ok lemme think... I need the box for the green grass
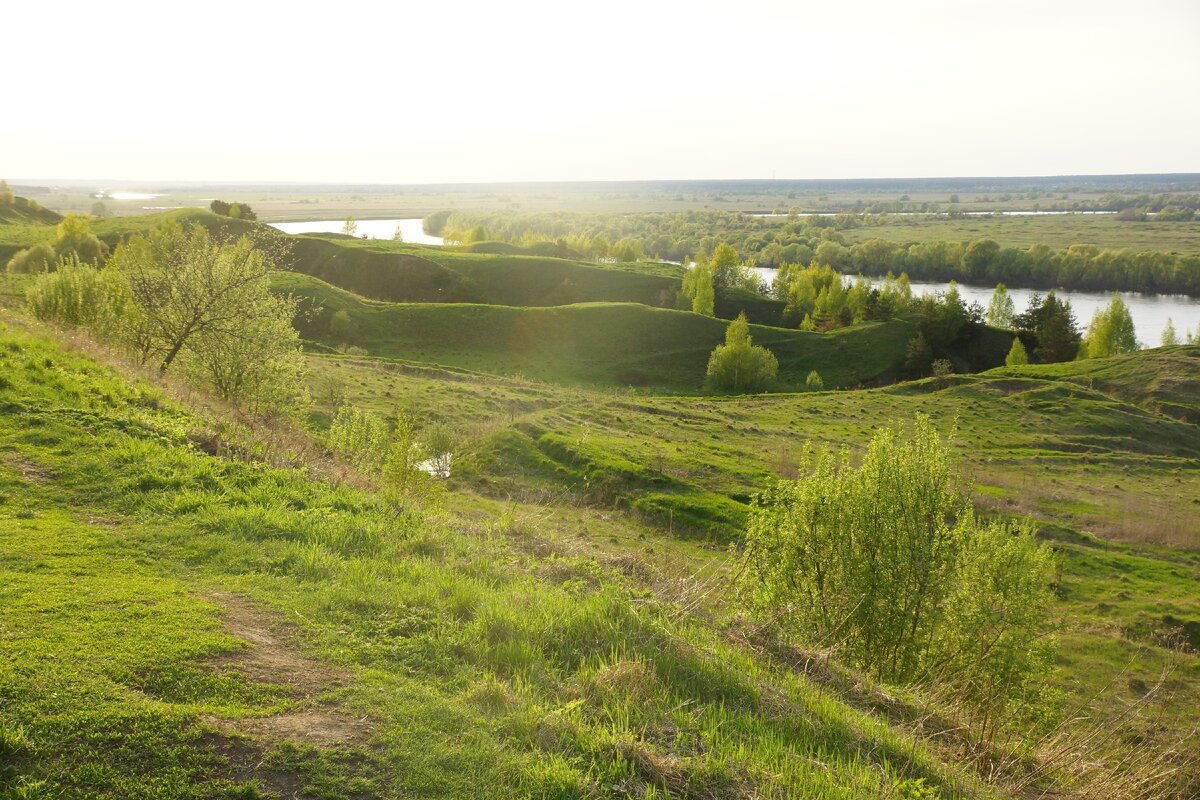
[0,320,1009,799]
[279,271,929,392]
[845,215,1200,254]
[286,234,683,307]
[304,344,1200,754]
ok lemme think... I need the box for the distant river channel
[750,268,1200,346]
[267,218,1197,344]
[269,218,444,246]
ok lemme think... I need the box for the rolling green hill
[0,196,61,226]
[277,271,922,391]
[308,344,1200,761]
[285,235,682,308]
[0,320,1005,799]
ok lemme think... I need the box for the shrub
[804,370,824,391]
[738,416,1055,732]
[6,243,56,274]
[26,258,126,328]
[706,313,777,393]
[328,405,391,468]
[1005,337,1029,366]
[54,213,107,264]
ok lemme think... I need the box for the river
[750,268,1199,345]
[269,218,444,246]
[266,218,1196,343]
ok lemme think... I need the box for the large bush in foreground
[738,416,1055,735]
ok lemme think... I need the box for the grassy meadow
[846,215,1200,255]
[2,192,1198,798]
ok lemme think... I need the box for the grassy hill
[0,319,1007,799]
[306,344,1200,763]
[277,271,920,391]
[0,196,61,226]
[285,235,682,308]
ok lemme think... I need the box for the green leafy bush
[706,313,778,393]
[738,416,1055,732]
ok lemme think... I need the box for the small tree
[392,226,404,242]
[986,283,1015,329]
[108,221,296,375]
[1161,318,1179,347]
[90,201,109,218]
[706,313,778,393]
[905,332,933,376]
[341,216,357,237]
[1081,293,1137,358]
[1005,337,1029,366]
[0,180,13,204]
[691,264,715,316]
[805,370,824,391]
[54,213,107,264]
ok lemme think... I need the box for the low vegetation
[2,191,1197,798]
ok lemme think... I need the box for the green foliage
[0,324,1008,798]
[1015,292,1081,363]
[1161,318,1179,347]
[689,263,715,316]
[1081,293,1138,359]
[0,179,12,204]
[805,370,824,391]
[209,199,257,221]
[102,221,306,414]
[282,272,921,392]
[1005,337,1029,366]
[328,308,355,341]
[986,283,1015,329]
[428,206,1200,295]
[328,404,392,468]
[25,258,127,328]
[705,313,779,393]
[90,200,109,218]
[738,417,1056,728]
[341,216,357,237]
[905,332,933,376]
[776,263,851,329]
[54,212,107,264]
[5,243,55,274]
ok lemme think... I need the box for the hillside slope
[278,271,916,391]
[0,320,1002,799]
[0,196,62,225]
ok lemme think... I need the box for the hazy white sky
[5,0,1198,183]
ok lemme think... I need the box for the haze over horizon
[6,0,1198,184]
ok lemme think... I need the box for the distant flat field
[845,215,1200,254]
[25,185,1190,220]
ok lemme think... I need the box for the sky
[4,0,1199,184]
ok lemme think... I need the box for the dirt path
[204,591,371,748]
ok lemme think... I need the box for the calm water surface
[751,267,1200,345]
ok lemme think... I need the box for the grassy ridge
[287,235,682,307]
[308,346,1200,550]
[307,346,1200,749]
[278,271,920,391]
[0,321,1002,799]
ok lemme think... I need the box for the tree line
[427,209,1200,296]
